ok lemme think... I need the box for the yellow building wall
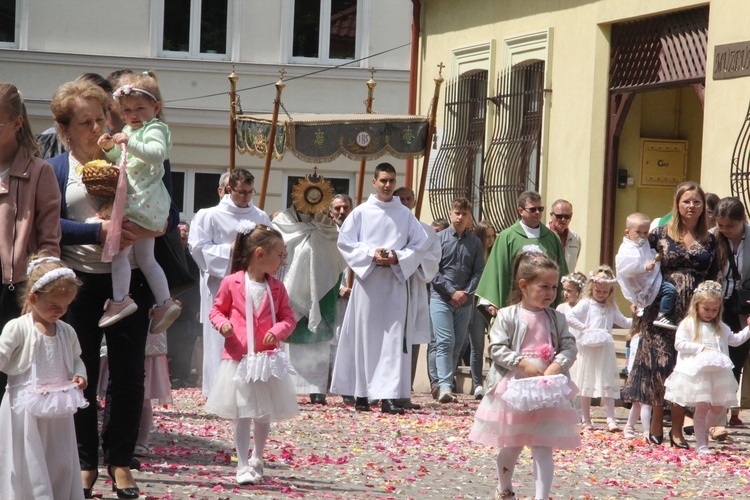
[417,0,748,278]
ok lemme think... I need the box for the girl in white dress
[566,265,632,431]
[664,281,750,455]
[0,256,88,499]
[204,222,299,485]
[556,272,586,328]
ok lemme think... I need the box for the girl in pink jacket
[204,222,298,486]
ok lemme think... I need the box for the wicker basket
[80,160,119,198]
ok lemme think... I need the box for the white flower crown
[588,271,618,284]
[237,220,257,235]
[561,275,585,288]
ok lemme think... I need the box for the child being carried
[615,212,677,330]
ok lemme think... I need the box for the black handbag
[154,226,196,297]
[727,251,750,315]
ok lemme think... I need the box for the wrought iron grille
[731,100,750,212]
[428,71,488,221]
[481,61,546,229]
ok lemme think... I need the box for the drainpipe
[405,0,421,188]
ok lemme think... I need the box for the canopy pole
[415,62,444,220]
[355,68,377,207]
[228,66,238,174]
[258,69,286,210]
[351,69,378,288]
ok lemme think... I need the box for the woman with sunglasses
[475,190,568,316]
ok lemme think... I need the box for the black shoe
[310,393,328,405]
[669,431,690,449]
[683,425,695,436]
[107,465,140,499]
[381,399,405,415]
[355,397,371,411]
[342,395,356,406]
[83,469,98,499]
[648,434,664,445]
[399,400,422,410]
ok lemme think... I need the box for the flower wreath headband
[695,282,722,294]
[113,84,158,102]
[588,271,618,285]
[561,275,585,289]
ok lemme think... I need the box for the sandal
[495,488,515,499]
[709,426,728,442]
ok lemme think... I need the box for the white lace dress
[665,321,750,406]
[566,298,632,399]
[0,324,84,500]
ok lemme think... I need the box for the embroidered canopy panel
[235,113,430,163]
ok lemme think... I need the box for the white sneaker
[607,420,621,433]
[438,390,457,403]
[623,424,636,439]
[474,386,484,400]
[248,458,264,482]
[696,446,714,456]
[653,313,677,330]
[236,467,257,485]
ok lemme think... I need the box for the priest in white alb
[188,169,270,398]
[330,163,428,415]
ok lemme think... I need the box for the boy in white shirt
[615,212,677,330]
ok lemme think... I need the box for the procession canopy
[235,113,430,163]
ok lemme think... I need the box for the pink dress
[469,309,581,449]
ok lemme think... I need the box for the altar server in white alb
[394,186,442,410]
[330,163,428,415]
[188,169,270,398]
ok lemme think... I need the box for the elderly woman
[0,83,61,402]
[714,197,750,430]
[48,80,178,499]
[622,181,719,449]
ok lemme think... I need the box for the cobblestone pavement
[87,389,750,499]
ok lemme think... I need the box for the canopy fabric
[235,113,430,163]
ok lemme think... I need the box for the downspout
[405,0,421,188]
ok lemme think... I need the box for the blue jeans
[466,307,487,389]
[659,281,676,315]
[430,298,473,391]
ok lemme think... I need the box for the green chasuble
[286,274,342,344]
[476,220,568,309]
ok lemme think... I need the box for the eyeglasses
[553,213,572,220]
[521,206,544,214]
[230,188,256,197]
[680,200,703,207]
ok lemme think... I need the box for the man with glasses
[188,168,271,398]
[549,199,581,273]
[476,191,568,316]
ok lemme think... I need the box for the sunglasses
[553,213,572,220]
[521,206,544,214]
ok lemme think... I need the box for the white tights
[693,402,724,449]
[234,417,270,469]
[625,402,652,433]
[496,446,554,499]
[111,238,170,304]
[580,396,615,424]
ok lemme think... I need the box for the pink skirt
[469,374,581,450]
